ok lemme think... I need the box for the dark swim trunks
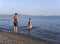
[14,22,18,26]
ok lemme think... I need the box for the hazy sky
[0,0,60,15]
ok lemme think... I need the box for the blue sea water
[0,15,60,44]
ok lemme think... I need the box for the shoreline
[0,30,53,44]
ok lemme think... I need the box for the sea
[0,15,60,44]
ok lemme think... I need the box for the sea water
[0,15,60,44]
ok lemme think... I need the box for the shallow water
[0,15,60,44]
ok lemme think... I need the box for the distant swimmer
[13,13,18,33]
[28,18,32,30]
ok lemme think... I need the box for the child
[28,18,32,29]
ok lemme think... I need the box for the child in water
[28,18,32,29]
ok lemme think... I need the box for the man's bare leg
[15,26,18,33]
[14,26,16,33]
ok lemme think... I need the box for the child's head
[29,18,31,20]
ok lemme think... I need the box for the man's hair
[15,13,18,15]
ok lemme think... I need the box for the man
[13,13,18,33]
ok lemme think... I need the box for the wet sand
[0,31,53,44]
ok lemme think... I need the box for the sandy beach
[0,30,53,44]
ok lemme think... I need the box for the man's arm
[17,17,18,22]
[12,16,14,22]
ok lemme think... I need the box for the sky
[0,0,60,16]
